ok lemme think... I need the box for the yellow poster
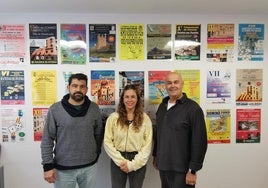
[175,69,200,104]
[206,109,231,144]
[119,24,144,60]
[31,70,57,106]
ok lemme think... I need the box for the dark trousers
[110,152,146,188]
[159,170,195,188]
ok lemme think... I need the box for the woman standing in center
[104,84,153,188]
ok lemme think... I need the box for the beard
[70,92,84,102]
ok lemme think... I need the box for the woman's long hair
[117,84,144,131]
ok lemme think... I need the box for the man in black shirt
[153,71,207,188]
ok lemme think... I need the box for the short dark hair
[68,73,88,85]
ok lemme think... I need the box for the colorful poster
[91,70,115,105]
[148,70,169,104]
[174,24,201,60]
[119,24,144,60]
[0,24,25,65]
[206,69,232,104]
[236,109,261,143]
[89,24,116,62]
[0,70,24,105]
[60,24,86,64]
[1,108,25,142]
[31,70,57,106]
[33,108,49,141]
[118,71,144,100]
[175,70,200,104]
[207,24,234,62]
[29,23,57,64]
[147,24,171,59]
[206,109,231,144]
[236,69,262,106]
[238,24,264,61]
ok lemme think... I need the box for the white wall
[0,13,268,188]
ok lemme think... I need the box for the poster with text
[0,70,24,105]
[60,24,86,64]
[206,69,232,104]
[0,24,26,65]
[148,70,169,104]
[91,70,115,105]
[175,24,201,60]
[1,108,25,142]
[31,70,57,106]
[89,24,116,62]
[119,24,144,60]
[175,70,200,104]
[236,108,261,143]
[29,23,57,64]
[33,108,49,141]
[206,109,231,144]
[119,71,144,101]
[238,24,264,61]
[147,24,171,59]
[207,24,234,62]
[236,69,262,106]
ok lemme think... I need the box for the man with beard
[41,73,103,188]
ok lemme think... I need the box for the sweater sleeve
[127,113,153,172]
[40,105,57,171]
[103,113,126,167]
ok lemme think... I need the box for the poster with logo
[206,109,231,144]
[119,24,144,60]
[60,24,86,64]
[0,24,26,65]
[29,23,57,64]
[89,24,116,62]
[236,108,261,143]
[1,108,26,142]
[91,70,115,105]
[0,70,24,105]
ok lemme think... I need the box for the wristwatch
[189,169,196,175]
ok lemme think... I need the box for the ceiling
[0,0,268,15]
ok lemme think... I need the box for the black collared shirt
[153,93,207,173]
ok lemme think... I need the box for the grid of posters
[0,24,26,65]
[33,108,48,141]
[0,22,265,146]
[29,23,57,64]
[174,24,201,60]
[147,24,171,59]
[119,24,144,60]
[206,109,231,144]
[238,24,264,61]
[91,70,115,105]
[0,70,24,105]
[1,108,25,142]
[89,24,116,62]
[207,24,234,62]
[31,70,57,106]
[206,69,232,104]
[60,24,86,64]
[236,109,261,143]
[236,69,262,105]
